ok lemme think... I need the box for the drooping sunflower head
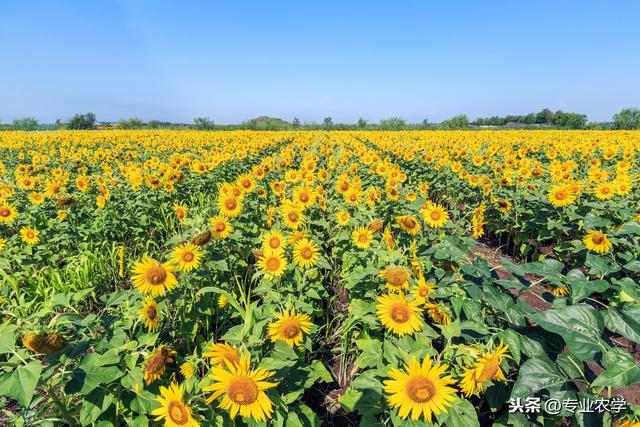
[376,293,424,336]
[257,251,287,279]
[459,341,510,397]
[139,296,160,332]
[396,215,421,235]
[132,258,178,297]
[268,307,314,347]
[144,345,176,384]
[424,302,451,326]
[379,266,411,292]
[174,204,188,223]
[383,357,458,421]
[582,229,612,254]
[204,342,241,369]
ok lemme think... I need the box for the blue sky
[1,1,639,124]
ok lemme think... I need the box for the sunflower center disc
[146,266,167,285]
[404,217,416,228]
[282,321,301,338]
[430,211,441,221]
[228,377,258,404]
[301,247,313,259]
[406,376,435,403]
[477,357,500,382]
[266,257,281,272]
[592,235,604,244]
[390,304,410,323]
[168,401,189,425]
[225,198,237,210]
[0,208,10,217]
[269,237,281,249]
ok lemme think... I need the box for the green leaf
[604,308,640,344]
[0,324,17,354]
[585,253,621,277]
[0,360,42,407]
[615,221,640,236]
[80,390,114,426]
[511,356,566,398]
[483,285,525,326]
[355,337,383,369]
[592,350,640,388]
[445,399,480,427]
[65,365,123,394]
[528,305,603,361]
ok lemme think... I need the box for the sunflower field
[0,130,639,427]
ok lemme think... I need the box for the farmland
[0,130,639,426]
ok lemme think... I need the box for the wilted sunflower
[144,345,176,384]
[0,203,19,223]
[203,342,241,368]
[139,296,160,332]
[151,382,200,427]
[459,341,510,397]
[384,357,457,421]
[583,229,612,254]
[20,226,40,245]
[424,303,451,325]
[396,215,421,235]
[257,251,287,279]
[203,354,278,422]
[209,215,233,240]
[171,243,202,272]
[132,258,178,296]
[422,203,449,229]
[261,229,287,253]
[268,307,314,347]
[292,238,320,268]
[379,266,411,292]
[352,227,374,249]
[22,332,67,354]
[376,293,424,336]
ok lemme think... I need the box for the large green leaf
[0,360,42,407]
[355,337,383,369]
[528,305,603,361]
[592,349,640,388]
[604,308,640,344]
[511,356,566,398]
[444,399,480,427]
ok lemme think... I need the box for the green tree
[68,113,97,130]
[292,118,301,128]
[357,118,367,128]
[118,118,145,129]
[440,114,469,129]
[12,117,40,131]
[378,117,407,130]
[613,108,640,130]
[323,117,333,128]
[194,117,214,130]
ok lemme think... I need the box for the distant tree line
[2,108,640,131]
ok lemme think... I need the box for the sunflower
[293,185,315,208]
[376,294,424,336]
[261,229,287,253]
[174,204,188,223]
[218,295,228,308]
[424,303,451,325]
[56,210,67,221]
[22,332,67,354]
[281,203,305,229]
[257,251,287,279]
[459,341,510,397]
[396,215,421,235]
[547,184,576,207]
[292,238,320,269]
[268,307,314,347]
[144,345,176,384]
[422,203,449,228]
[203,342,241,368]
[352,227,374,249]
[29,192,45,205]
[547,285,570,297]
[218,194,243,217]
[139,296,160,332]
[209,215,233,240]
[20,226,40,245]
[289,230,308,245]
[379,266,411,292]
[151,382,200,427]
[0,238,6,252]
[180,362,195,380]
[203,354,278,422]
[583,229,612,254]
[336,210,351,226]
[0,203,19,223]
[383,227,395,250]
[412,277,436,304]
[171,243,202,272]
[132,258,178,297]
[594,182,615,200]
[384,357,457,421]
[494,198,512,213]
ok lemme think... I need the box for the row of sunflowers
[0,130,639,426]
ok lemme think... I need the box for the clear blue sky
[1,0,639,124]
